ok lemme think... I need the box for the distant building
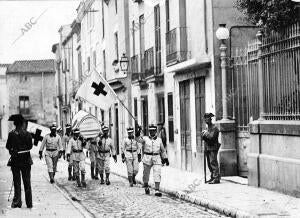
[0,64,10,139]
[6,59,56,127]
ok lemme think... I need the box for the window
[20,74,28,83]
[93,51,97,67]
[132,20,135,55]
[168,93,174,142]
[78,51,82,79]
[87,56,91,72]
[19,96,29,114]
[165,0,170,32]
[103,50,106,79]
[134,98,138,130]
[95,106,98,118]
[102,0,105,38]
[157,94,165,124]
[115,0,117,14]
[139,15,145,72]
[101,109,105,123]
[154,5,161,74]
[114,32,119,60]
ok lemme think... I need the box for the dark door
[141,96,148,136]
[115,104,119,154]
[179,80,191,171]
[195,77,206,152]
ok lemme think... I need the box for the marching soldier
[39,124,63,184]
[138,124,169,197]
[88,136,99,180]
[201,113,221,184]
[121,127,141,187]
[63,124,74,180]
[96,125,117,185]
[66,128,87,187]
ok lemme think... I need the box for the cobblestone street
[56,171,227,218]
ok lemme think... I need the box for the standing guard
[66,128,87,187]
[88,136,99,180]
[96,125,117,185]
[39,124,63,184]
[201,113,221,184]
[138,124,169,197]
[121,127,141,187]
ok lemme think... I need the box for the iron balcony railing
[144,47,154,78]
[166,27,188,65]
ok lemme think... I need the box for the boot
[81,172,87,188]
[105,173,110,185]
[72,168,76,181]
[68,167,72,181]
[94,168,99,180]
[49,172,54,184]
[132,174,137,185]
[155,189,162,197]
[76,174,82,187]
[144,183,150,195]
[100,174,105,184]
[91,166,95,179]
[128,176,133,187]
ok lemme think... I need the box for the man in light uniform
[96,125,117,185]
[121,127,141,187]
[138,124,169,196]
[66,128,87,187]
[63,124,73,180]
[39,124,63,184]
[88,136,99,180]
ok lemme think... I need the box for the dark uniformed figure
[138,124,169,197]
[121,127,141,187]
[66,128,87,187]
[96,125,117,185]
[39,124,63,184]
[201,113,221,184]
[63,124,73,180]
[6,114,33,208]
[88,136,99,180]
[157,122,167,150]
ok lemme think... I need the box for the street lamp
[216,24,230,120]
[119,53,129,71]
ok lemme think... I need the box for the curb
[110,170,255,218]
[42,174,94,218]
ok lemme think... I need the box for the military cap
[149,124,157,131]
[127,127,134,133]
[65,124,71,129]
[50,123,57,130]
[102,125,109,131]
[203,113,215,118]
[8,114,24,122]
[73,128,80,134]
[57,126,62,131]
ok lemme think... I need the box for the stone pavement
[108,156,300,218]
[0,142,92,218]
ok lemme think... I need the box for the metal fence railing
[232,22,300,130]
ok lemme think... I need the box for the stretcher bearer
[88,137,99,180]
[121,127,141,187]
[96,125,117,185]
[138,124,169,197]
[66,128,87,187]
[39,124,63,184]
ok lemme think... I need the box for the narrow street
[0,143,226,217]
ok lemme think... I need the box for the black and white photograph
[0,0,300,217]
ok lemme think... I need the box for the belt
[46,149,57,152]
[98,150,110,153]
[17,150,30,154]
[126,149,137,153]
[144,152,159,155]
[72,149,83,153]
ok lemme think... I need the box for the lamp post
[120,53,129,72]
[216,24,230,121]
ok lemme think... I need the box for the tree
[235,0,299,34]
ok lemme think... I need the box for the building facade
[0,64,9,139]
[6,60,56,127]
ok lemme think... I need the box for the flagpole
[94,68,139,126]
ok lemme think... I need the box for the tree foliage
[235,0,299,34]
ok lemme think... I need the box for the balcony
[166,27,189,66]
[131,55,147,89]
[144,47,163,84]
[144,47,154,78]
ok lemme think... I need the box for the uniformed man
[96,125,117,185]
[63,124,73,180]
[39,124,63,184]
[121,127,141,187]
[66,128,87,187]
[201,113,221,184]
[88,136,99,180]
[6,114,33,208]
[138,124,169,197]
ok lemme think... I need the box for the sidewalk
[0,143,91,218]
[109,156,300,218]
